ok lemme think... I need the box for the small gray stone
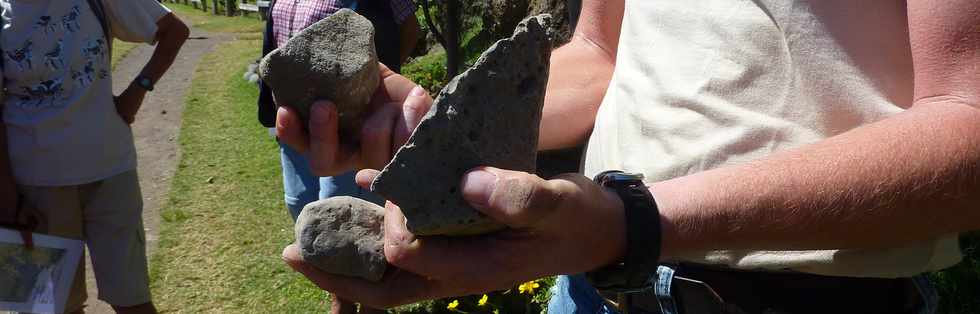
[294,196,387,282]
[258,9,380,138]
[371,15,554,236]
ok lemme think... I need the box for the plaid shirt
[272,0,416,47]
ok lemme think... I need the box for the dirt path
[84,29,231,313]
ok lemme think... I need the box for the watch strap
[587,171,662,293]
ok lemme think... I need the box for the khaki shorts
[18,170,151,311]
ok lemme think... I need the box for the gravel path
[84,29,231,313]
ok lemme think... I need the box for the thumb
[461,167,575,228]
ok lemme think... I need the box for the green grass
[111,40,140,69]
[148,38,327,313]
[167,2,264,34]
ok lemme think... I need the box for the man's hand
[282,167,627,308]
[114,86,146,124]
[276,64,434,175]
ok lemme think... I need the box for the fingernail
[281,244,297,261]
[277,107,289,128]
[410,85,425,97]
[311,102,333,124]
[462,169,497,209]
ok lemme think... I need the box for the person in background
[256,1,419,313]
[0,0,189,313]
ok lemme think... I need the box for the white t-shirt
[1,0,171,186]
[583,0,962,277]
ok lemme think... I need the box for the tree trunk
[445,0,461,77]
[226,0,236,16]
[212,0,220,15]
[201,0,208,12]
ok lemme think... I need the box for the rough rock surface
[294,196,387,282]
[371,15,554,236]
[258,9,379,138]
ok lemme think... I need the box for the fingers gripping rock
[295,196,387,282]
[258,9,380,139]
[371,15,555,236]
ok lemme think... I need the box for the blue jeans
[548,274,619,314]
[279,142,384,221]
[548,270,939,314]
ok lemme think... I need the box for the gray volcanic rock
[371,15,554,236]
[258,9,380,138]
[294,196,387,282]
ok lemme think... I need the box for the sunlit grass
[148,38,327,313]
[111,40,140,69]
[167,2,264,34]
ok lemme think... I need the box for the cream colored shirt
[2,0,170,186]
[583,0,961,277]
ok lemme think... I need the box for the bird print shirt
[1,0,170,186]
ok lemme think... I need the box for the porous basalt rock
[258,9,379,138]
[371,15,554,236]
[294,196,387,282]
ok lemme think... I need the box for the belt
[604,264,925,314]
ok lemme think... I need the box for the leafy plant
[393,277,556,314]
[402,50,449,93]
[931,232,980,314]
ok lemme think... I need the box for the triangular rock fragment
[371,15,554,236]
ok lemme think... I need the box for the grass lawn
[111,40,140,69]
[147,31,329,314]
[168,2,265,36]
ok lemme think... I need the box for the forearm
[128,14,189,92]
[537,35,615,151]
[398,16,420,64]
[652,99,980,259]
[537,0,622,151]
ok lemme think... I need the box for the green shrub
[402,51,449,93]
[931,232,980,314]
[393,277,556,314]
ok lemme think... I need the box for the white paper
[0,228,83,314]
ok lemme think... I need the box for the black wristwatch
[586,170,662,293]
[134,76,154,91]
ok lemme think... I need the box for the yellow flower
[447,299,460,311]
[478,294,489,306]
[518,280,541,295]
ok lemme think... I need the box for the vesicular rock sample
[294,196,387,282]
[258,9,379,138]
[371,15,554,236]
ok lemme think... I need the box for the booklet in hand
[0,228,83,314]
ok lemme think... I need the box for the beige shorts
[18,170,151,311]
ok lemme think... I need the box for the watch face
[607,172,645,182]
[595,170,645,186]
[138,77,153,90]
